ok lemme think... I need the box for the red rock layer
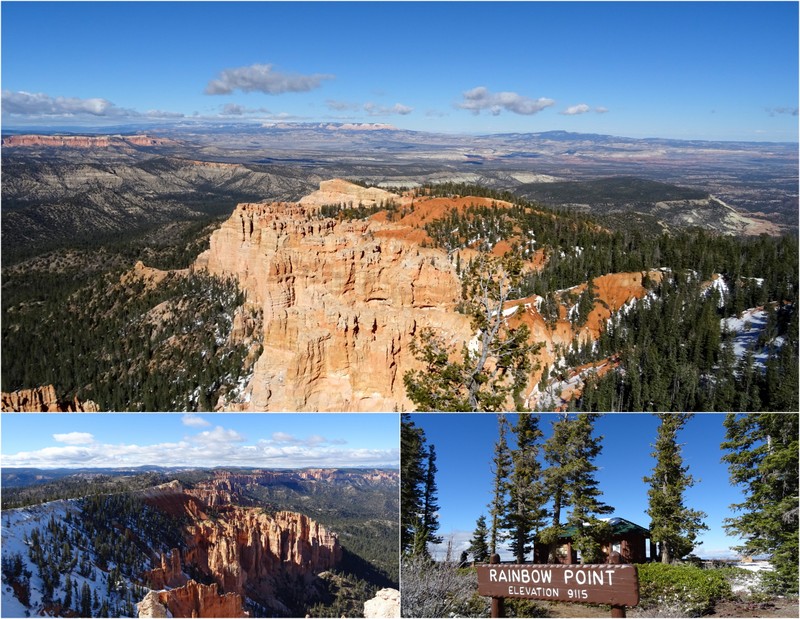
[155,580,247,618]
[194,187,472,411]
[1,134,172,148]
[0,385,100,412]
[184,508,341,602]
[145,548,188,590]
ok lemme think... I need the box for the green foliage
[2,265,258,411]
[506,414,547,563]
[721,413,799,595]
[488,415,512,555]
[1,471,168,510]
[401,415,441,558]
[644,414,708,563]
[404,254,540,411]
[416,184,798,412]
[318,199,398,221]
[636,563,733,616]
[467,515,490,563]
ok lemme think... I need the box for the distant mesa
[1,133,175,148]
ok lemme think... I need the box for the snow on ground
[2,500,147,618]
[721,307,784,368]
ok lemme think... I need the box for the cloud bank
[3,425,398,470]
[2,90,135,118]
[205,63,333,95]
[458,86,555,116]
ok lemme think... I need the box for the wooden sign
[476,564,639,607]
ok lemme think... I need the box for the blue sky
[410,413,754,560]
[0,413,399,469]
[1,1,797,141]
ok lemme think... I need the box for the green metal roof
[551,517,650,539]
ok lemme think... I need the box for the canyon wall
[195,184,472,411]
[194,180,666,410]
[142,483,340,609]
[184,507,341,601]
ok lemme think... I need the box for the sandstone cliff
[142,483,340,609]
[0,385,100,412]
[138,580,248,618]
[195,185,473,411]
[144,548,188,590]
[184,508,341,602]
[194,180,670,410]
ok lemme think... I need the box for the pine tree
[488,414,512,555]
[644,414,708,563]
[401,414,426,554]
[506,414,547,563]
[539,413,573,561]
[400,415,441,556]
[404,253,539,411]
[721,413,798,594]
[467,515,490,563]
[421,445,443,546]
[565,413,613,563]
[80,582,92,617]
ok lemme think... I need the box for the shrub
[400,555,487,617]
[636,563,732,617]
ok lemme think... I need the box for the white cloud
[182,414,211,428]
[561,103,591,115]
[457,86,555,116]
[205,63,333,95]
[2,90,136,118]
[52,432,95,445]
[145,109,185,119]
[220,103,272,116]
[561,104,609,115]
[272,431,298,443]
[363,102,413,116]
[193,426,246,444]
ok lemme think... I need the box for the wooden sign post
[476,556,639,618]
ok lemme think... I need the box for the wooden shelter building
[533,517,654,564]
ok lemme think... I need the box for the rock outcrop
[363,588,401,618]
[0,385,100,412]
[193,180,676,410]
[184,508,341,602]
[144,548,188,589]
[195,183,472,411]
[142,483,340,609]
[137,581,248,618]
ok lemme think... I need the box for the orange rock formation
[145,548,188,590]
[138,580,248,618]
[193,180,667,410]
[142,482,340,608]
[0,385,100,412]
[195,188,472,411]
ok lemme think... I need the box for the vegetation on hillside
[409,183,798,412]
